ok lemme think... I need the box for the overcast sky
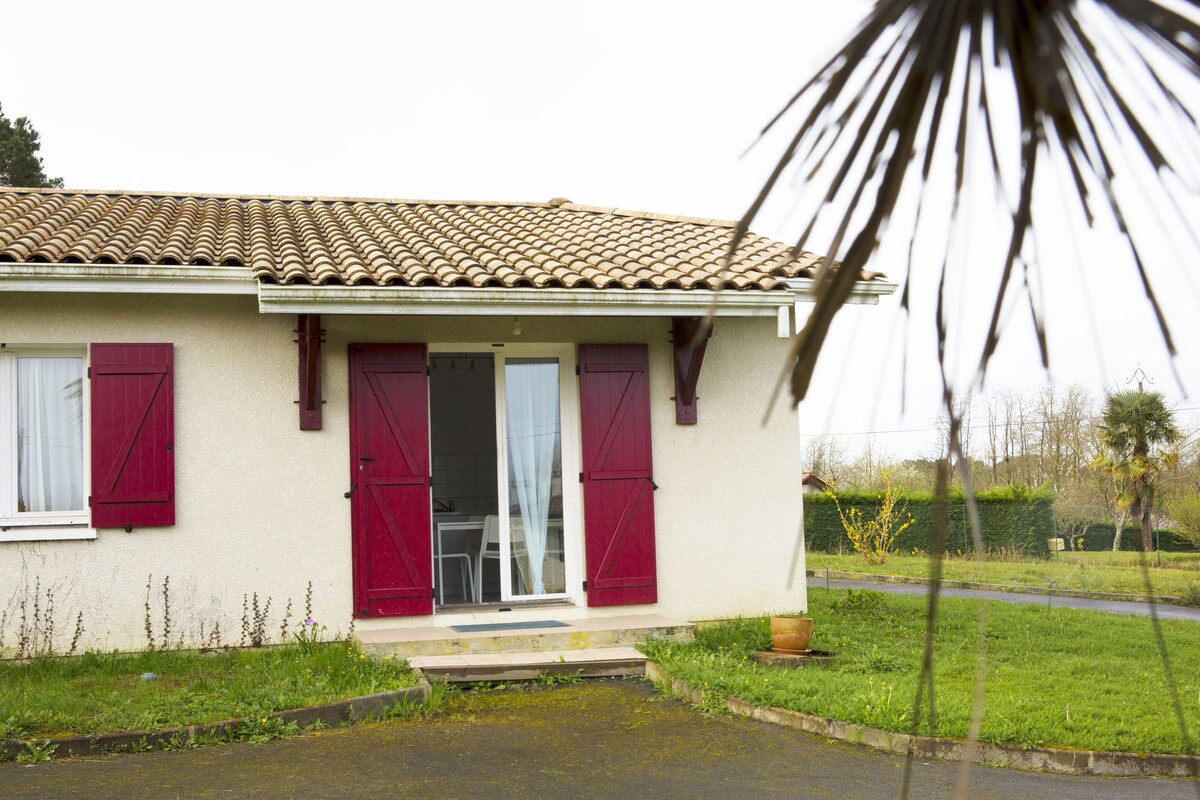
[5,1,1198,459]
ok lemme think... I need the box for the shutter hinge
[88,495,92,508]
[582,581,587,592]
[432,587,437,599]
[87,367,91,378]
[579,471,584,483]
[575,364,580,376]
[428,476,434,487]
[426,366,431,376]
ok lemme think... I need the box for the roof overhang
[0,263,255,295]
[256,280,896,317]
[0,262,898,315]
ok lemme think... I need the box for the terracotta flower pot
[770,615,813,654]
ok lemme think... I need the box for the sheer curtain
[17,357,85,513]
[505,359,560,595]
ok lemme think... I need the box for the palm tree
[732,3,1200,793]
[1093,389,1181,551]
[734,0,1198,408]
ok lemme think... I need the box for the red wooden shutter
[579,344,657,607]
[89,343,175,529]
[349,344,433,618]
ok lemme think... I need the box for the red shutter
[89,343,175,529]
[579,344,657,607]
[349,344,433,617]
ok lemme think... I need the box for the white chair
[475,515,528,601]
[435,525,476,605]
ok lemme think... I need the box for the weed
[0,713,39,741]
[67,612,84,656]
[144,575,155,649]
[249,593,272,648]
[829,589,890,614]
[233,714,299,744]
[1180,582,1200,607]
[850,645,903,674]
[532,670,584,686]
[7,578,74,658]
[693,689,729,718]
[279,598,293,643]
[471,681,510,693]
[16,740,57,763]
[160,576,172,649]
[305,718,328,732]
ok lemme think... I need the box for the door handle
[344,483,357,499]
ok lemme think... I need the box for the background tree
[1092,390,1181,552]
[1166,492,1200,549]
[0,103,62,188]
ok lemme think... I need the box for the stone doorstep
[410,646,647,683]
[356,614,693,658]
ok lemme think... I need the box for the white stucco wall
[0,292,806,653]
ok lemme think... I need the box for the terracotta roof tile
[0,188,884,290]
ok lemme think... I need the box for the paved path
[817,576,1200,621]
[2,681,1193,799]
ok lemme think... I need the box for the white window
[0,345,92,537]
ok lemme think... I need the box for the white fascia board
[257,284,789,317]
[783,277,898,305]
[257,284,889,317]
[0,263,256,295]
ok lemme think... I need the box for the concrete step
[356,613,692,658]
[409,646,648,683]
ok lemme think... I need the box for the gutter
[256,280,897,318]
[0,262,899,317]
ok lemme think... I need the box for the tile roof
[0,189,882,291]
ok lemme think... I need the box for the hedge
[805,490,1197,556]
[1071,523,1195,553]
[804,491,1057,558]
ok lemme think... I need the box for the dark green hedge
[805,491,1197,556]
[1072,523,1194,552]
[804,492,1057,558]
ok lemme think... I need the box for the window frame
[0,344,95,541]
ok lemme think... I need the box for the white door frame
[427,343,583,606]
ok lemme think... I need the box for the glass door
[501,357,566,598]
[428,344,580,605]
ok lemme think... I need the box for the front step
[355,613,692,658]
[409,646,647,683]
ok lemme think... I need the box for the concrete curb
[644,661,1200,778]
[806,569,1184,605]
[0,677,430,761]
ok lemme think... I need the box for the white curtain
[506,360,560,594]
[17,357,85,513]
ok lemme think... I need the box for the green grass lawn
[808,551,1200,602]
[642,588,1200,754]
[0,642,417,741]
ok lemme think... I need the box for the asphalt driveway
[820,576,1200,621]
[2,680,1192,800]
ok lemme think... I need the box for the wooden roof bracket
[296,313,325,430]
[671,316,712,424]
